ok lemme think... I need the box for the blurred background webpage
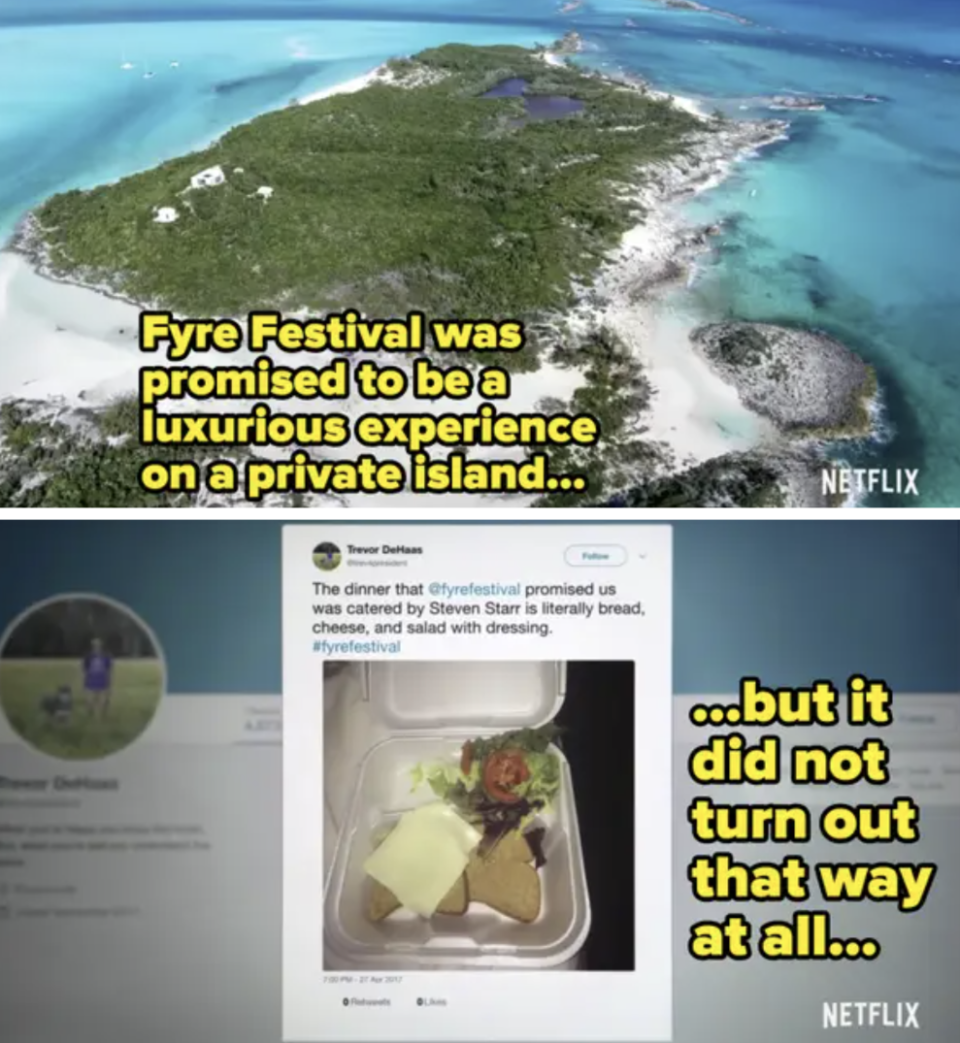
[0,520,958,1042]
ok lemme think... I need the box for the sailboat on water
[120,50,134,70]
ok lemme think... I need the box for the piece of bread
[367,873,468,922]
[368,880,403,921]
[485,830,534,864]
[466,854,541,923]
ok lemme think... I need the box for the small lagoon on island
[482,77,585,121]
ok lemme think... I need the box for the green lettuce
[410,725,562,810]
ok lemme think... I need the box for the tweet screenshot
[281,523,673,1042]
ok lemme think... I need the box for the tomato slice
[460,741,474,776]
[482,749,530,803]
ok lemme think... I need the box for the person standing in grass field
[82,638,114,719]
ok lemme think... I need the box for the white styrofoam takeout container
[324,660,591,969]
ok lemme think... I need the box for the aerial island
[0,41,875,507]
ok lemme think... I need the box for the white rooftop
[189,165,225,189]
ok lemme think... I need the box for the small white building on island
[189,165,225,189]
[255,186,274,201]
[153,206,179,224]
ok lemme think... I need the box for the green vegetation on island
[4,42,845,508]
[29,43,700,344]
[0,398,245,507]
[531,327,668,506]
[2,41,713,506]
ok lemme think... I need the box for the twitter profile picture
[0,593,166,762]
[313,542,342,572]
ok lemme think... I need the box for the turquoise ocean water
[1,0,957,505]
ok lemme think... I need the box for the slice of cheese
[363,803,481,917]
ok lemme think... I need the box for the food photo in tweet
[281,523,673,1043]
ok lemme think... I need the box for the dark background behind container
[558,660,636,972]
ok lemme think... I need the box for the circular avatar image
[313,542,342,572]
[0,594,166,761]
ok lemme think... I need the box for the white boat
[170,60,179,68]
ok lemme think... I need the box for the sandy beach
[0,252,142,402]
[297,67,387,106]
[0,58,783,505]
